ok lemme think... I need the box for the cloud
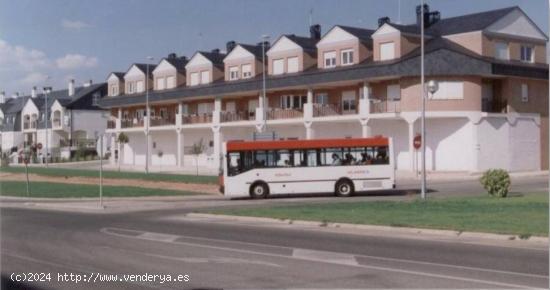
[0,38,100,95]
[56,54,98,70]
[61,19,93,30]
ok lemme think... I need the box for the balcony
[121,118,144,128]
[266,108,303,120]
[313,103,342,117]
[220,111,252,122]
[107,120,117,129]
[60,138,96,148]
[23,121,37,130]
[370,100,401,114]
[182,114,212,125]
[52,118,62,128]
[150,116,176,127]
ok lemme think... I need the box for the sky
[0,0,548,96]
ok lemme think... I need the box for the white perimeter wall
[1,132,24,152]
[150,131,177,166]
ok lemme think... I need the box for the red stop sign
[413,135,422,150]
[37,143,43,150]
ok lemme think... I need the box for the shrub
[480,169,511,198]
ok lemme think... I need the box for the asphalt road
[2,180,548,290]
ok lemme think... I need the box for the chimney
[416,4,430,28]
[167,53,177,59]
[378,16,391,27]
[68,79,75,96]
[0,91,5,104]
[31,86,37,98]
[226,41,237,53]
[309,24,321,40]
[83,80,93,87]
[211,48,220,54]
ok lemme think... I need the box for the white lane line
[101,227,546,289]
[293,249,358,266]
[137,232,179,242]
[143,252,282,268]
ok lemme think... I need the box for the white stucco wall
[1,132,24,152]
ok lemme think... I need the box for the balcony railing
[266,108,303,120]
[107,120,116,129]
[370,100,401,114]
[150,116,176,127]
[182,114,212,124]
[23,121,37,129]
[60,138,96,148]
[313,103,342,117]
[121,118,144,128]
[52,118,61,128]
[220,111,251,122]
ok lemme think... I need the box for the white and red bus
[220,136,395,199]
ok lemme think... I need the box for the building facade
[99,5,549,174]
[0,80,108,161]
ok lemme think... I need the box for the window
[136,80,144,92]
[272,58,284,75]
[156,78,165,90]
[287,57,299,73]
[495,42,509,60]
[92,93,100,106]
[380,42,395,61]
[316,93,329,105]
[200,70,210,84]
[387,84,401,100]
[229,66,239,80]
[242,64,252,78]
[281,95,307,109]
[225,101,236,112]
[521,83,529,103]
[198,103,213,115]
[342,91,356,113]
[324,51,336,68]
[181,104,189,115]
[166,76,175,89]
[431,81,464,100]
[127,82,135,94]
[190,72,199,86]
[520,45,534,63]
[109,85,118,96]
[341,49,354,65]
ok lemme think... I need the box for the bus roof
[226,137,389,151]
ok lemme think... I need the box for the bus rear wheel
[335,179,354,197]
[250,182,269,199]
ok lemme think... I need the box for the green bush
[480,169,511,198]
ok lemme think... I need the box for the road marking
[138,232,179,242]
[293,249,358,266]
[101,227,547,289]
[142,252,282,268]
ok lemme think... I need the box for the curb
[186,213,548,245]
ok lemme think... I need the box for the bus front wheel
[250,182,269,199]
[335,179,354,197]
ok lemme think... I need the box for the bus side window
[306,150,317,166]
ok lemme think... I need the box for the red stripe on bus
[226,137,389,151]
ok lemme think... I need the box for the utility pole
[43,87,52,168]
[145,57,154,173]
[261,35,269,132]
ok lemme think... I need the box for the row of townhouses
[0,80,108,161]
[98,5,549,173]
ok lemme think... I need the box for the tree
[190,138,205,176]
[117,132,129,172]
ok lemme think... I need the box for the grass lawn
[0,181,200,198]
[208,193,548,237]
[1,166,217,184]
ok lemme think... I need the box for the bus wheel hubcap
[255,187,263,195]
[340,185,350,194]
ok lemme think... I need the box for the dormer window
[324,51,336,68]
[156,78,165,90]
[127,82,135,94]
[109,85,118,96]
[242,64,252,79]
[341,49,354,66]
[166,76,175,89]
[273,59,284,75]
[287,57,299,73]
[380,42,395,61]
[190,72,199,86]
[520,45,534,63]
[495,42,509,60]
[137,81,144,92]
[229,66,239,80]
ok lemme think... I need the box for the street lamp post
[145,56,154,173]
[43,86,52,168]
[420,0,426,199]
[261,35,269,132]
